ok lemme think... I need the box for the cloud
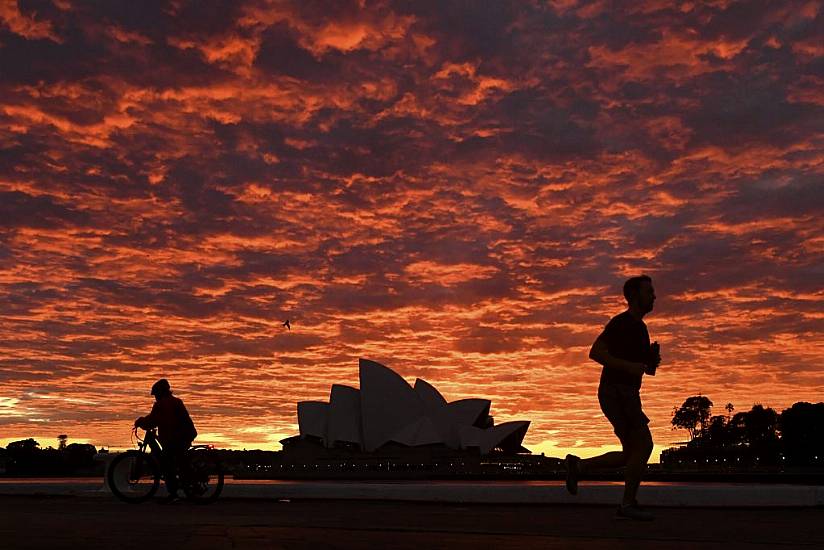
[0,0,821,454]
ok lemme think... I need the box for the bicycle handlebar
[130,426,157,447]
[131,426,214,451]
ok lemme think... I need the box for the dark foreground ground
[1,496,822,549]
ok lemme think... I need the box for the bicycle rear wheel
[107,450,161,503]
[181,449,224,503]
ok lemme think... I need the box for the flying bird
[283,320,291,330]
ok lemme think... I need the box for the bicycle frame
[136,427,211,455]
[113,427,223,503]
[133,429,215,482]
[137,428,164,456]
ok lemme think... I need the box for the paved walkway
[1,496,822,549]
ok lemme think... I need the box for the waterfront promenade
[2,494,823,549]
[2,479,823,548]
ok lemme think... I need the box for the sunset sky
[1,0,822,459]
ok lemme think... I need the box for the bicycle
[107,427,224,504]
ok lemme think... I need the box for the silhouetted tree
[727,411,747,446]
[779,402,824,466]
[740,404,781,465]
[705,415,729,446]
[742,404,779,446]
[6,438,39,453]
[672,395,713,441]
[64,443,97,470]
[5,439,42,475]
[57,434,68,451]
[664,398,824,470]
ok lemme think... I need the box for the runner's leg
[622,424,653,506]
[580,451,624,472]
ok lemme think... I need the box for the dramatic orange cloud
[0,1,821,460]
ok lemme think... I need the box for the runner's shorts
[598,383,650,444]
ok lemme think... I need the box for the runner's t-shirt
[598,311,650,390]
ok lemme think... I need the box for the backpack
[177,398,198,442]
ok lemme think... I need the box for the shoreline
[1,478,823,507]
[3,471,824,484]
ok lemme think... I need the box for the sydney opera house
[281,359,531,457]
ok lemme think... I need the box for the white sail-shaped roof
[297,401,329,442]
[390,416,442,446]
[418,398,490,449]
[458,425,483,450]
[289,358,531,455]
[446,398,491,426]
[327,384,362,448]
[359,358,424,452]
[414,378,447,411]
[479,421,530,454]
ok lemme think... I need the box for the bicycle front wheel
[181,449,224,504]
[107,450,161,503]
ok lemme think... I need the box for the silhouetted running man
[134,379,198,502]
[565,275,661,521]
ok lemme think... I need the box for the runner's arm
[589,335,646,376]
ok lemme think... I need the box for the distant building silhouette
[281,358,530,456]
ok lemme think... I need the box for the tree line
[0,436,100,476]
[665,397,824,468]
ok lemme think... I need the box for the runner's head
[623,275,655,314]
[151,378,172,399]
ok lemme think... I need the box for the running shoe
[615,504,654,521]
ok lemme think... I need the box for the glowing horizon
[0,1,822,458]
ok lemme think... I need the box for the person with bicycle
[134,379,197,502]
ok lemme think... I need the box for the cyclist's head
[151,378,171,398]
